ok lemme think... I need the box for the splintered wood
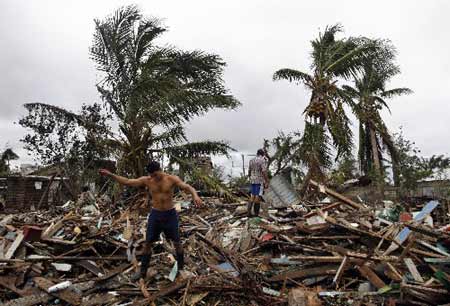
[0,185,448,305]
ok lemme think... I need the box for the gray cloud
[1,0,449,173]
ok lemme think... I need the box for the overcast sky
[1,0,449,175]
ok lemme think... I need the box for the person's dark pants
[139,208,183,276]
[248,183,263,216]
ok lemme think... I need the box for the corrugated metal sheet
[263,175,301,208]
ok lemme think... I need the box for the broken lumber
[309,180,364,210]
[268,265,339,282]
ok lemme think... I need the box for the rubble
[0,180,449,305]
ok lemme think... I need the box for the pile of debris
[0,179,449,305]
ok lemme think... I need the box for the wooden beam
[333,256,348,287]
[357,265,386,289]
[268,265,339,282]
[404,258,424,283]
[309,180,364,210]
[2,293,51,306]
[34,277,81,305]
[133,279,189,305]
[385,263,403,282]
[0,255,128,263]
[37,172,58,210]
[417,240,450,257]
[4,232,24,259]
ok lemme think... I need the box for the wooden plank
[0,239,5,258]
[317,210,383,240]
[411,247,445,258]
[5,232,24,259]
[406,223,450,239]
[303,202,343,218]
[80,293,117,306]
[0,215,13,226]
[293,235,360,241]
[0,275,28,296]
[42,237,76,245]
[133,279,189,306]
[33,277,81,305]
[404,258,424,283]
[398,233,416,262]
[385,263,403,282]
[268,265,339,282]
[309,180,364,210]
[42,220,65,239]
[332,256,348,287]
[0,255,128,263]
[357,265,386,289]
[288,288,322,306]
[2,293,51,306]
[37,172,58,209]
[77,260,104,277]
[417,240,450,257]
[424,257,450,264]
[289,256,343,263]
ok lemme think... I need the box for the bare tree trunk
[369,127,383,198]
[369,128,381,175]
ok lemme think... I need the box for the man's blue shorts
[146,208,180,243]
[250,183,263,196]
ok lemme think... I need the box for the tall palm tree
[90,5,239,176]
[273,25,372,180]
[343,40,412,186]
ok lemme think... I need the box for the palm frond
[23,103,81,123]
[166,141,234,159]
[273,69,313,85]
[325,42,372,79]
[381,88,413,98]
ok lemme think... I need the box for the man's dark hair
[146,161,161,174]
[257,149,265,156]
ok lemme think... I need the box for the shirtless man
[99,161,203,281]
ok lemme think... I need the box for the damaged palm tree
[343,39,412,188]
[273,24,374,182]
[91,5,240,176]
[169,150,238,203]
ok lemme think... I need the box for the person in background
[247,149,269,217]
[99,161,203,281]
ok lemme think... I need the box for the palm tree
[343,40,412,186]
[90,5,240,176]
[273,25,373,180]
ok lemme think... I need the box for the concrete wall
[344,180,450,201]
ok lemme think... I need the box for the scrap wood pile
[0,180,449,306]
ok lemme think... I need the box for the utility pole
[241,154,245,176]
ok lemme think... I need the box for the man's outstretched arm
[99,169,147,187]
[172,176,203,206]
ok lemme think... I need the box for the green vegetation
[15,10,449,192]
[273,25,374,180]
[19,5,239,185]
[0,148,19,175]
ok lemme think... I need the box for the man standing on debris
[99,161,203,281]
[248,149,269,217]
